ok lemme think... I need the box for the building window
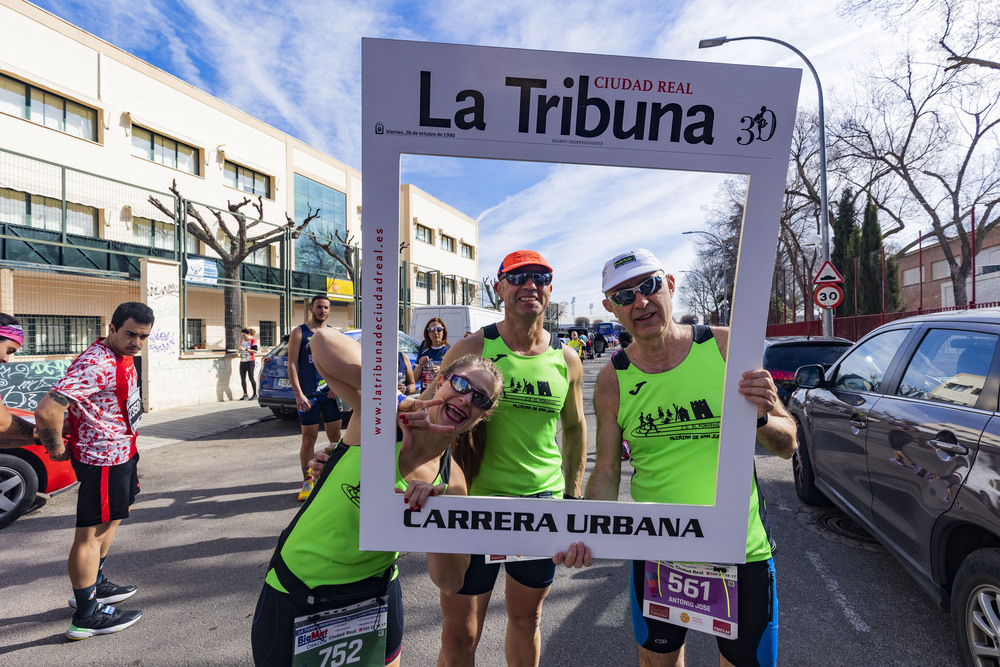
[16,314,101,355]
[416,271,430,289]
[931,259,950,281]
[247,243,272,266]
[902,267,920,286]
[293,174,348,277]
[186,318,205,348]
[223,161,271,198]
[440,234,456,252]
[415,224,433,244]
[0,187,97,236]
[461,243,475,259]
[185,231,201,255]
[133,216,176,251]
[131,126,200,175]
[0,74,97,141]
[259,321,276,347]
[443,277,456,298]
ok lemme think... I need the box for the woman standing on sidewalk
[238,328,259,401]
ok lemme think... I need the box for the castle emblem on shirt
[629,398,719,442]
[500,376,562,413]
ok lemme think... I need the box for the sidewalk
[137,400,275,450]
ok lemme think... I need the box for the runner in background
[35,302,154,640]
[286,295,341,501]
[586,249,795,667]
[239,327,259,401]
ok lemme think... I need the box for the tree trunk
[223,258,243,353]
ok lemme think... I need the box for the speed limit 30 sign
[813,284,844,309]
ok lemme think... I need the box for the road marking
[805,551,871,633]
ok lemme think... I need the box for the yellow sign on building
[326,278,355,301]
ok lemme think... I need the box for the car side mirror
[795,364,825,389]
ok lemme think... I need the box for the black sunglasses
[502,271,552,287]
[449,374,494,410]
[609,275,664,306]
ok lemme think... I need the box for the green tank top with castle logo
[265,441,449,591]
[614,326,772,562]
[473,325,569,497]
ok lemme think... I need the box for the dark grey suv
[789,309,1000,665]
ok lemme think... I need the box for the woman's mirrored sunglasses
[428,326,444,333]
[502,271,552,287]
[608,274,664,307]
[448,374,494,410]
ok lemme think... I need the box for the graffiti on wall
[0,359,72,410]
[148,329,177,355]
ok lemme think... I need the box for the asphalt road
[0,350,961,666]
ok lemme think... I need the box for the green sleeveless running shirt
[473,325,569,497]
[266,441,448,591]
[614,326,772,562]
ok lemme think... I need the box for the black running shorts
[629,558,778,667]
[298,396,342,427]
[456,555,557,595]
[251,578,403,667]
[71,454,140,528]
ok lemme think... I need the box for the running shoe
[68,579,138,608]
[297,475,314,502]
[65,603,142,640]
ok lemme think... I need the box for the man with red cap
[433,249,587,666]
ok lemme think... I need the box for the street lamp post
[683,230,736,325]
[698,35,833,338]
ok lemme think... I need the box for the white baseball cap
[601,249,664,293]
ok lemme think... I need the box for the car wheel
[270,407,298,421]
[953,548,1000,667]
[0,453,40,529]
[792,419,830,506]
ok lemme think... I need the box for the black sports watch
[756,413,769,428]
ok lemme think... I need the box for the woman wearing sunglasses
[252,329,590,666]
[415,318,450,389]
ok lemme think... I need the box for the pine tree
[858,197,886,315]
[832,188,859,316]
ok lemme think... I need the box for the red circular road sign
[813,284,844,309]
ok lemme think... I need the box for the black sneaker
[65,603,142,640]
[68,579,137,608]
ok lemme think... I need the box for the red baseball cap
[497,250,553,279]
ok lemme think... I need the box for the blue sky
[32,0,914,319]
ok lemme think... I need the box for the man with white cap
[586,248,795,667]
[433,249,587,666]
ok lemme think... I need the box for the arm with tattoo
[34,390,73,461]
[0,406,36,442]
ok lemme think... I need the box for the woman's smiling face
[432,367,497,432]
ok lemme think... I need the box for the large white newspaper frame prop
[361,38,800,563]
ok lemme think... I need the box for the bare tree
[480,276,501,310]
[150,179,319,352]
[835,50,1000,305]
[310,231,358,283]
[842,0,1000,71]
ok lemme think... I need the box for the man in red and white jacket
[35,302,154,641]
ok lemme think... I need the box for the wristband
[397,391,406,406]
[756,413,769,428]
